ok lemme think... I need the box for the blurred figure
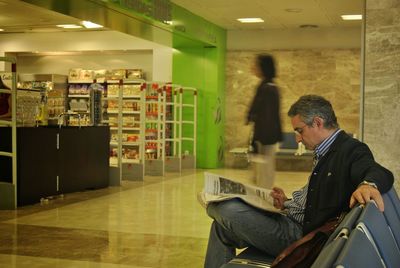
[0,76,11,119]
[0,93,11,119]
[247,54,282,189]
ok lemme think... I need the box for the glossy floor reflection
[0,168,309,268]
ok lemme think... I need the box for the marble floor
[0,168,309,268]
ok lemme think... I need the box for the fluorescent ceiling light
[81,21,104,29]
[341,14,362,20]
[56,24,83,29]
[237,18,264,23]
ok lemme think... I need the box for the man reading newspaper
[203,95,394,268]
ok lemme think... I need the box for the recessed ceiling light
[56,24,83,29]
[285,8,302,13]
[0,29,4,32]
[81,21,104,29]
[341,14,362,20]
[237,18,264,23]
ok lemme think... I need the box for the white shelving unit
[164,84,182,172]
[179,87,197,169]
[144,82,166,176]
[106,79,146,183]
[0,57,17,209]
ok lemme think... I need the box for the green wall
[171,6,226,168]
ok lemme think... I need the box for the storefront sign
[108,0,172,25]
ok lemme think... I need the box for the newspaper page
[198,172,284,214]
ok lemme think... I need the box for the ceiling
[0,0,363,34]
[171,0,363,30]
[172,0,364,30]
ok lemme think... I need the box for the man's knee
[207,199,246,222]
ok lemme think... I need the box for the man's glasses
[294,124,308,135]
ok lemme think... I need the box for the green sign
[108,0,172,25]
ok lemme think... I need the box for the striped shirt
[285,129,342,225]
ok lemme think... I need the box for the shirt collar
[314,129,342,160]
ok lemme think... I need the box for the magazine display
[198,172,284,214]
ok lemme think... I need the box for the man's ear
[314,117,324,128]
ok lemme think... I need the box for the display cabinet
[67,80,93,126]
[18,74,68,126]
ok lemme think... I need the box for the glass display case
[18,74,68,126]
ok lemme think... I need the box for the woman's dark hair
[257,54,276,79]
[288,95,339,129]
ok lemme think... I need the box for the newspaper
[198,172,284,214]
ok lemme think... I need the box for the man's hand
[270,187,288,210]
[350,185,384,211]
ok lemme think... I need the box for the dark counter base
[0,126,110,206]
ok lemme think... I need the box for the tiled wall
[365,0,400,191]
[225,49,361,165]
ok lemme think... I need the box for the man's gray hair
[288,95,339,129]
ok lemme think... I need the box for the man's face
[291,115,320,150]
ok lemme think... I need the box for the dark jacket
[247,80,282,145]
[303,131,394,234]
[0,93,10,116]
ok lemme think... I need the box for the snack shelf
[106,79,146,183]
[67,79,105,126]
[105,95,141,99]
[110,141,141,146]
[68,80,96,84]
[143,82,167,176]
[68,94,90,98]
[107,110,140,115]
[110,127,140,131]
[18,74,68,127]
[110,157,140,165]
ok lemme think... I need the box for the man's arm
[348,143,394,212]
[349,143,394,192]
